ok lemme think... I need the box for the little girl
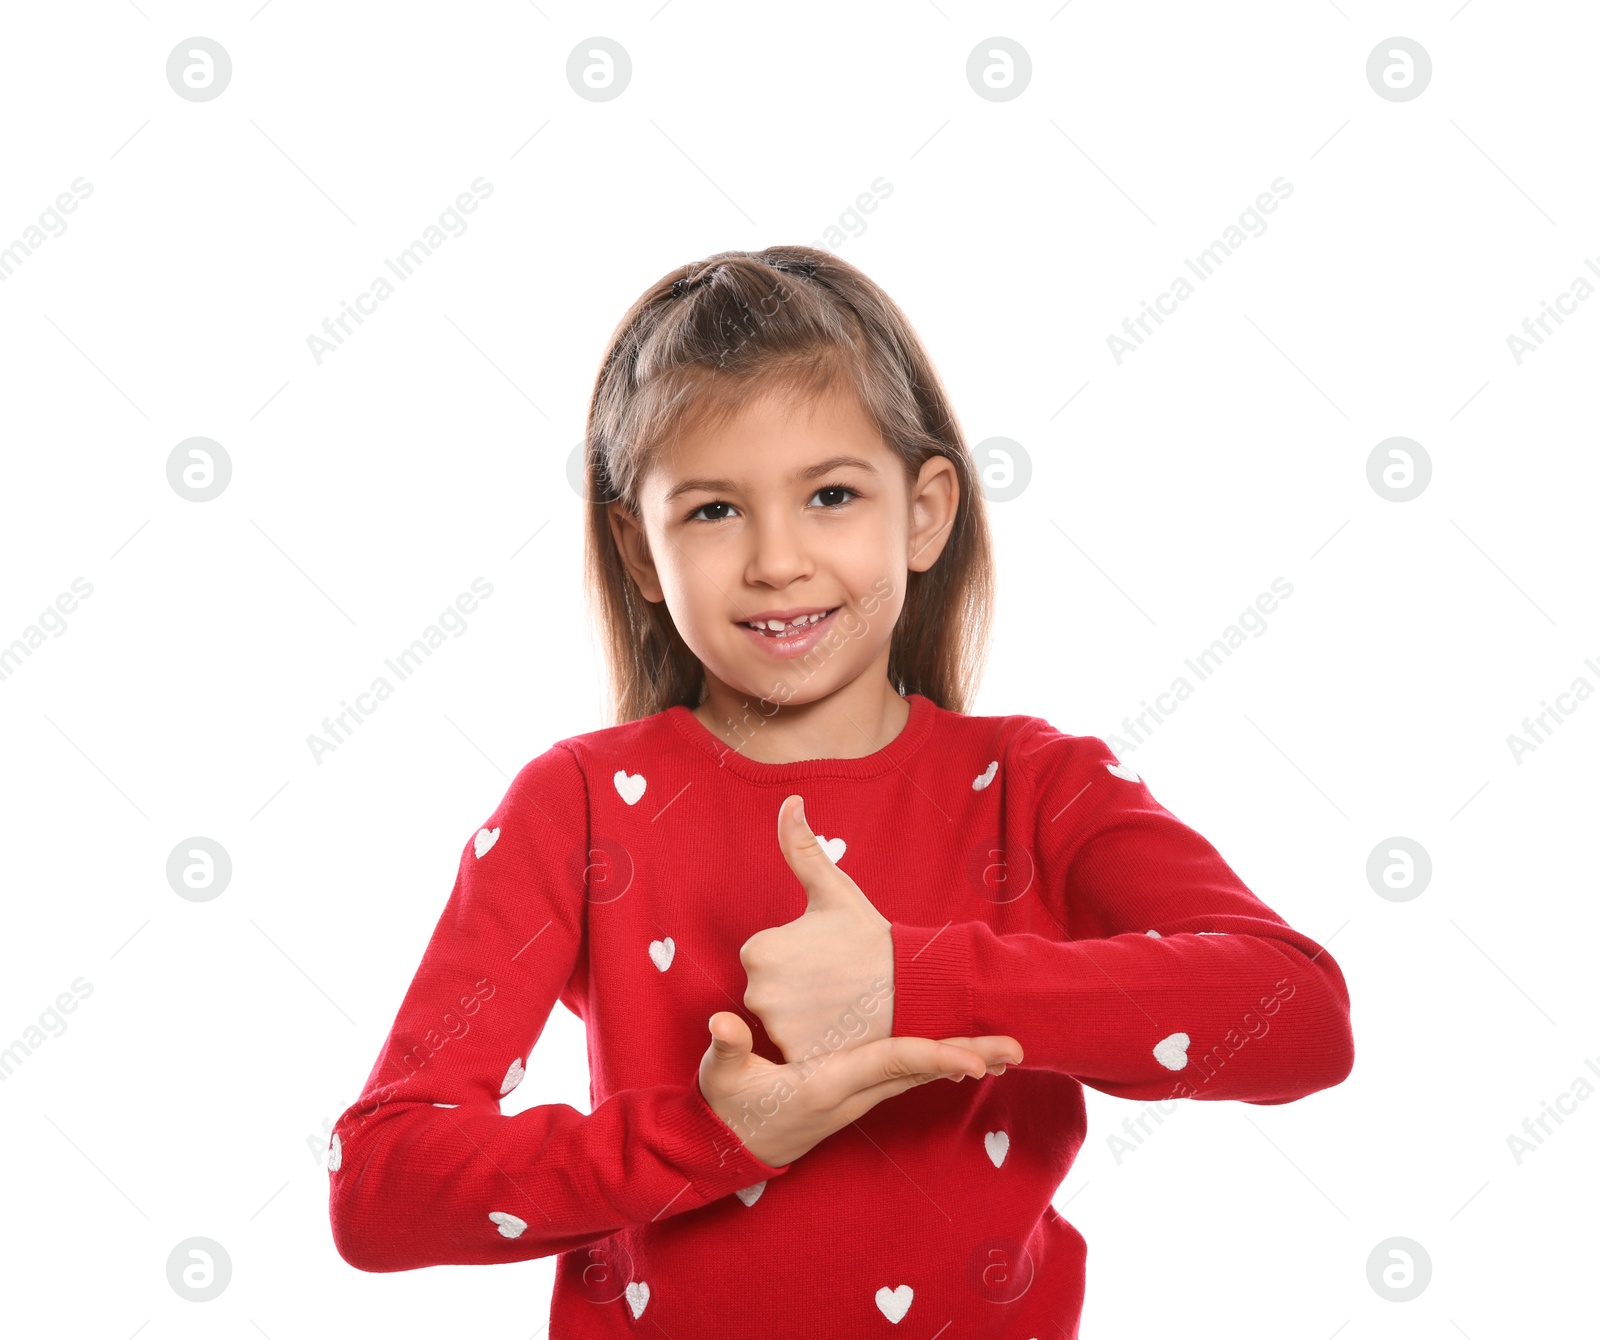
[327,246,1355,1338]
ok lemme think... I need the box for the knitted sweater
[327,691,1355,1338]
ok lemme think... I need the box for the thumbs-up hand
[738,794,898,1065]
[740,794,894,1063]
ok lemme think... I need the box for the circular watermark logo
[1366,1236,1431,1301]
[166,1236,232,1301]
[166,38,232,102]
[1366,437,1430,502]
[567,441,590,499]
[966,39,1032,102]
[1366,837,1431,903]
[567,38,631,102]
[568,1235,636,1306]
[167,838,233,903]
[167,437,232,502]
[1366,38,1431,103]
[571,836,634,906]
[974,437,1032,503]
[965,836,1035,905]
[965,1234,1035,1302]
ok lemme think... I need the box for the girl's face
[608,378,959,709]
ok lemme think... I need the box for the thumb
[777,793,857,911]
[704,1011,753,1067]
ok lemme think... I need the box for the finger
[821,1035,986,1103]
[843,1063,984,1113]
[925,1035,1020,1080]
[776,793,859,912]
[703,1011,752,1068]
[934,1035,1024,1065]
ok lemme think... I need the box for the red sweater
[327,691,1354,1338]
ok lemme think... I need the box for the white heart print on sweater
[984,1130,1009,1168]
[326,1132,342,1172]
[500,1058,525,1095]
[1153,1032,1190,1071]
[473,826,499,858]
[875,1284,913,1324]
[613,770,647,805]
[625,1280,650,1319]
[817,835,846,863]
[1105,759,1140,783]
[972,760,998,790]
[648,937,675,972]
[488,1211,526,1239]
[734,1180,766,1207]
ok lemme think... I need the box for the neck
[692,669,910,765]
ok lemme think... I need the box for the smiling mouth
[738,607,841,639]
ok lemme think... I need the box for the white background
[1,2,1595,1335]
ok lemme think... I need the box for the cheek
[652,539,732,623]
[856,585,905,637]
[838,517,906,588]
[656,565,706,617]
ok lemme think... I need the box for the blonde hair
[581,244,994,725]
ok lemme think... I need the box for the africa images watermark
[0,177,93,284]
[305,578,494,764]
[1505,253,1600,366]
[1505,1047,1600,1166]
[807,176,893,254]
[305,176,494,365]
[0,978,94,1083]
[323,974,499,1166]
[1107,176,1294,365]
[0,577,94,684]
[716,974,894,1152]
[1106,975,1297,1165]
[1504,654,1600,764]
[1103,577,1294,757]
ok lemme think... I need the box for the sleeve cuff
[654,1080,793,1202]
[889,921,977,1041]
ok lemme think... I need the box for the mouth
[736,605,843,654]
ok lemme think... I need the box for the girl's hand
[739,794,898,1064]
[934,1037,1021,1079]
[697,1011,1023,1170]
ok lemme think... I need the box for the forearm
[329,1079,785,1271]
[888,919,1353,1104]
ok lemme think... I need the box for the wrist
[888,921,977,1041]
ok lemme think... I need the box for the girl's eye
[810,484,858,509]
[684,484,858,523]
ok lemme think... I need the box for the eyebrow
[661,454,882,504]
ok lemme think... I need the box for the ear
[607,501,666,602]
[906,455,959,573]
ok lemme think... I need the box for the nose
[743,508,814,589]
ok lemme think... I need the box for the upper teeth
[750,610,829,630]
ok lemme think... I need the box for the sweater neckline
[666,691,936,782]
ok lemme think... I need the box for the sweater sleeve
[327,741,789,1273]
[888,722,1354,1105]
